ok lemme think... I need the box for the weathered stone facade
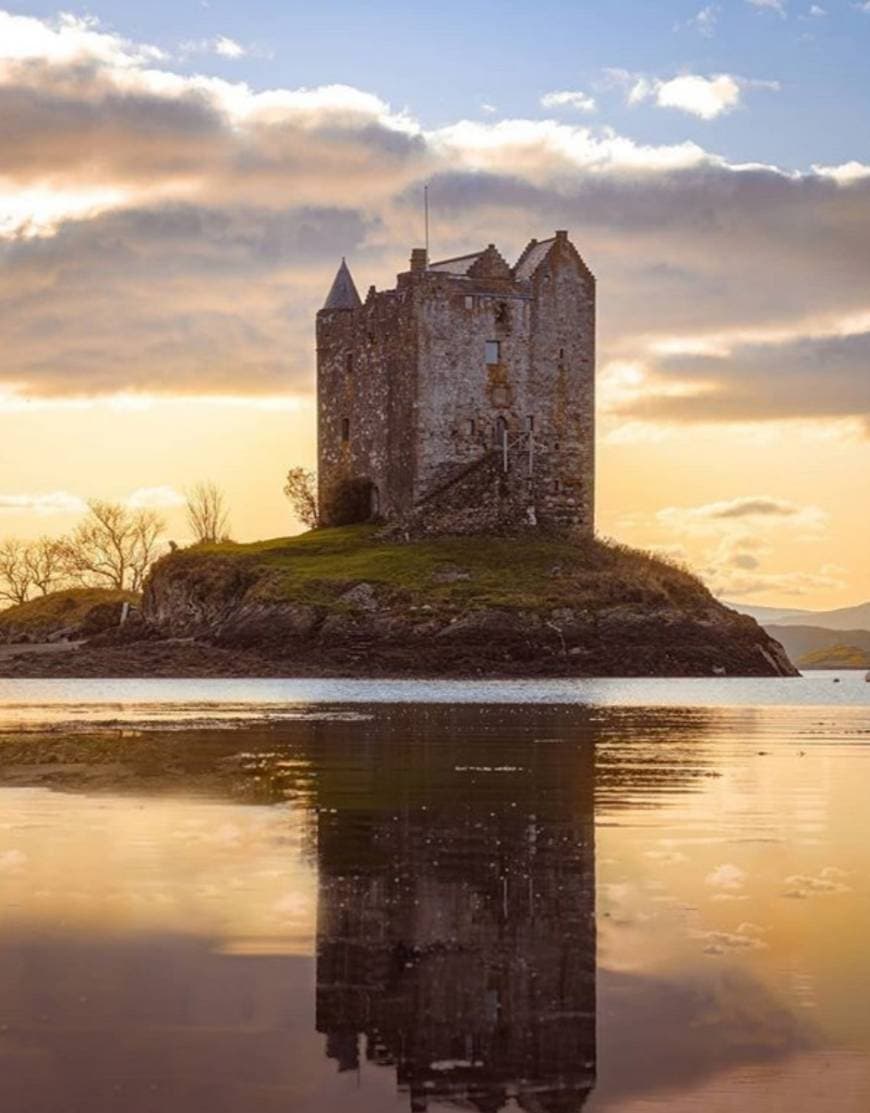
[316,231,595,533]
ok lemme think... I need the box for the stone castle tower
[316,231,595,533]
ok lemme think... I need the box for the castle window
[341,417,350,442]
[527,415,535,432]
[559,347,564,360]
[553,478,561,493]
[467,418,476,436]
[485,340,501,365]
[464,296,474,310]
[346,352,354,374]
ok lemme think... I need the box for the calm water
[0,674,868,1111]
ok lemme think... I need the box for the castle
[316,231,596,534]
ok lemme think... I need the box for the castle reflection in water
[310,708,597,1112]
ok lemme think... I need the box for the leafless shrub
[284,468,318,529]
[60,500,165,592]
[0,539,34,605]
[24,536,67,596]
[185,480,231,544]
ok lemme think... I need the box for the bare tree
[283,468,318,529]
[0,539,34,606]
[24,536,67,597]
[185,481,231,544]
[61,500,165,592]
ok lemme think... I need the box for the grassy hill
[767,624,870,664]
[135,525,797,678]
[0,588,138,644]
[798,644,870,670]
[173,525,715,611]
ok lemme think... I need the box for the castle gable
[513,231,595,284]
[427,251,485,276]
[513,236,556,281]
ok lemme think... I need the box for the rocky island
[0,526,797,678]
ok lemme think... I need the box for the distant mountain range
[727,600,870,632]
[725,599,870,670]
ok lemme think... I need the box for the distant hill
[728,602,813,625]
[798,644,870,670]
[767,624,870,664]
[730,600,870,632]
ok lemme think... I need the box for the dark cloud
[0,204,373,395]
[629,332,870,428]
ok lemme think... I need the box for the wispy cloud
[0,491,87,515]
[747,0,787,15]
[179,34,253,59]
[687,5,721,36]
[657,496,827,532]
[540,89,597,113]
[124,486,185,509]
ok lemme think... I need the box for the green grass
[799,644,870,670]
[0,588,139,631]
[177,525,712,613]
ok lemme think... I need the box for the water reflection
[314,718,596,1112]
[0,697,869,1111]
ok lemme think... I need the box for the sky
[0,0,868,608]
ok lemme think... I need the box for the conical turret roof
[322,258,362,310]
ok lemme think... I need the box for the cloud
[709,566,846,599]
[705,863,747,891]
[808,4,827,14]
[628,331,870,432]
[687,5,721,36]
[782,866,851,898]
[615,71,779,119]
[540,89,597,113]
[658,496,827,532]
[654,74,743,119]
[124,486,185,509]
[747,0,787,15]
[0,487,187,516]
[651,497,836,598]
[178,35,262,60]
[0,4,866,443]
[0,491,87,515]
[697,922,768,954]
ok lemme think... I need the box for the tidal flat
[0,673,868,1112]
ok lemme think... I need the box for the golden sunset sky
[1,5,868,608]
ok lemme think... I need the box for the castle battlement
[316,232,595,533]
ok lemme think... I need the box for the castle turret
[322,258,362,311]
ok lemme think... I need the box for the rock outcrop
[135,530,797,678]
